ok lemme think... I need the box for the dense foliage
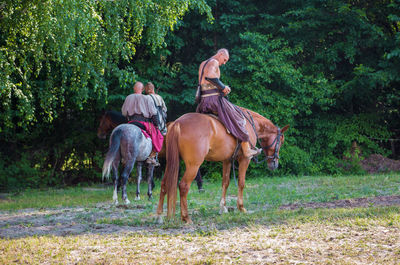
[0,0,399,190]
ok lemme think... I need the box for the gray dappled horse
[102,124,155,204]
[98,110,204,203]
[98,111,155,202]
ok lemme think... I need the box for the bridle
[244,110,282,165]
[262,127,281,161]
[229,108,283,186]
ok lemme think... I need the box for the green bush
[0,154,42,191]
[279,145,314,176]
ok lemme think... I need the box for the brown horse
[156,108,289,223]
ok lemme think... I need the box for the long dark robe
[196,84,249,142]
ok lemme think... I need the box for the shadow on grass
[1,198,399,239]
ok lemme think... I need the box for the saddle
[128,120,154,141]
[205,113,231,134]
[128,120,146,131]
[128,119,164,154]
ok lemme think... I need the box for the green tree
[0,0,211,190]
[152,0,400,175]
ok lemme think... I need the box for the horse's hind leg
[112,154,121,205]
[136,162,143,200]
[121,158,136,205]
[179,164,201,223]
[220,160,232,214]
[156,176,167,223]
[147,164,155,200]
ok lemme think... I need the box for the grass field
[1,174,400,264]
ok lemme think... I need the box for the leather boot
[241,141,261,158]
[146,151,160,166]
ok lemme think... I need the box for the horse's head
[97,113,111,139]
[259,124,289,170]
[97,111,127,139]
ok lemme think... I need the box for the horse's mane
[238,106,277,133]
[106,110,127,124]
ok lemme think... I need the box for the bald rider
[196,48,261,158]
[121,82,158,122]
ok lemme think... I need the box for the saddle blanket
[128,120,164,152]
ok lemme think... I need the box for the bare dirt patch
[280,195,400,210]
[361,154,400,174]
[0,203,152,239]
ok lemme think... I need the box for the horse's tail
[165,122,181,219]
[102,128,122,181]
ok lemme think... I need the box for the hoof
[198,188,205,193]
[124,199,131,205]
[156,215,163,224]
[238,207,247,213]
[182,217,193,224]
[135,196,140,201]
[219,206,228,214]
[113,200,119,206]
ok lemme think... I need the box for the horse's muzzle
[268,160,279,170]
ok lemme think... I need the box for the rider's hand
[223,86,231,96]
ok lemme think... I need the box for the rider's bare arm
[203,59,231,95]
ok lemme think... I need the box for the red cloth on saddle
[133,121,164,152]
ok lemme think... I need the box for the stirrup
[244,148,262,158]
[146,157,160,167]
[253,148,262,156]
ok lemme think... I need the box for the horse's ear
[281,125,290,133]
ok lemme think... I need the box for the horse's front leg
[147,164,155,200]
[195,169,204,192]
[220,160,232,214]
[136,162,143,200]
[236,157,251,212]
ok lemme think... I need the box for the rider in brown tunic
[196,48,261,158]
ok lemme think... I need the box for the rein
[229,107,282,186]
[234,107,282,163]
[246,110,281,164]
